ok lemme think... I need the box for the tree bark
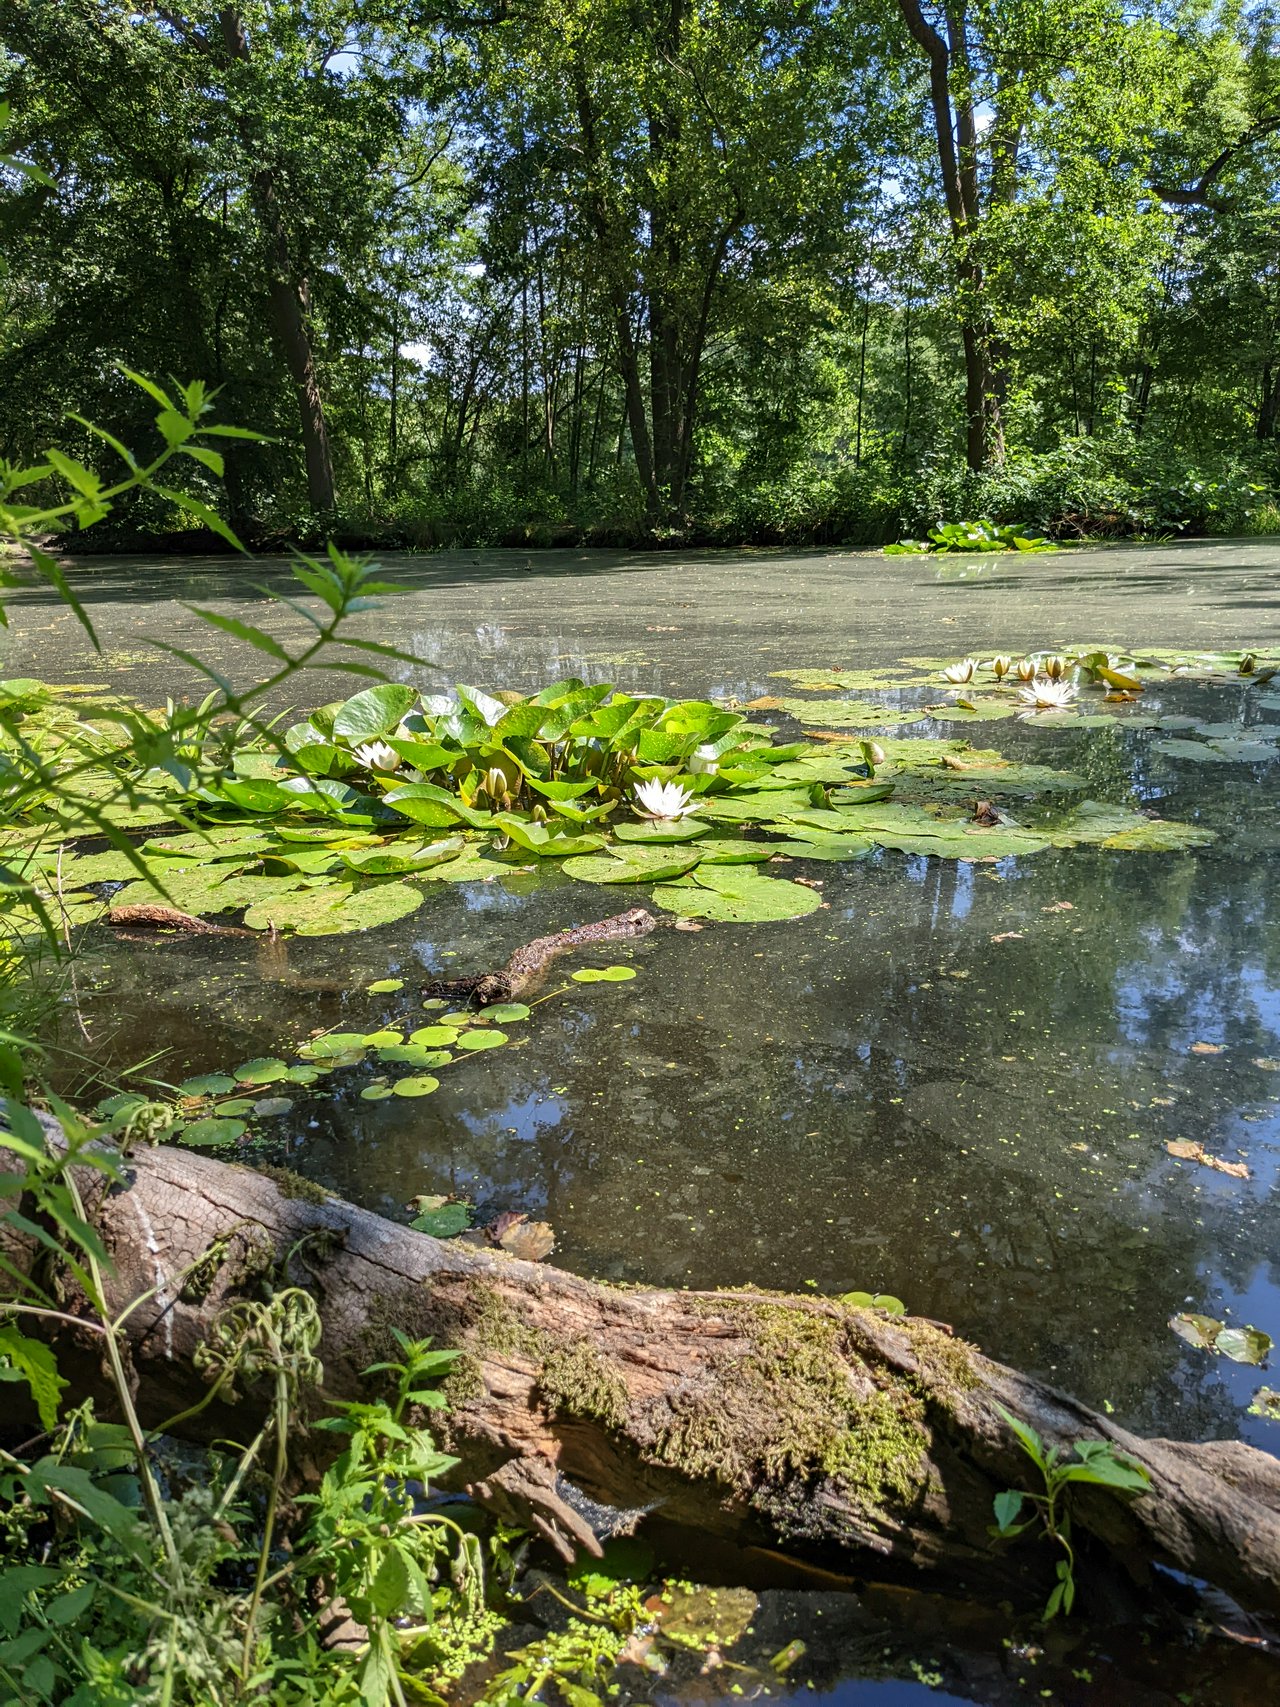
[8,1139,1280,1618]
[895,0,1008,472]
[218,8,337,513]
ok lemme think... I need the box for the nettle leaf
[0,1325,67,1429]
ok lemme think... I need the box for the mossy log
[8,1138,1280,1616]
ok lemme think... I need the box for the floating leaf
[411,1200,472,1237]
[1248,1387,1280,1419]
[454,1029,508,1050]
[298,1032,369,1060]
[392,1074,440,1097]
[492,1216,555,1261]
[178,1117,246,1147]
[233,1057,290,1085]
[483,1002,531,1023]
[177,1073,236,1098]
[653,869,823,923]
[1217,1327,1273,1365]
[571,966,637,983]
[361,1083,394,1101]
[410,1025,462,1047]
[1169,1312,1223,1350]
[377,1045,453,1068]
[613,819,710,844]
[252,1097,293,1118]
[366,978,405,994]
[1164,1140,1250,1178]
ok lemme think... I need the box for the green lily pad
[410,1201,473,1237]
[252,1097,294,1117]
[242,879,426,936]
[392,1074,440,1097]
[653,869,823,923]
[233,1057,291,1085]
[366,978,405,994]
[694,838,775,864]
[410,1025,462,1047]
[483,1002,531,1023]
[377,1045,453,1068]
[298,1032,369,1060]
[454,1029,508,1050]
[177,1073,236,1098]
[571,966,637,983]
[361,1083,395,1101]
[563,848,703,884]
[771,836,873,861]
[613,819,710,843]
[285,1064,323,1085]
[777,698,929,729]
[178,1117,246,1147]
[360,1029,404,1047]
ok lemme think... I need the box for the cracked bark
[6,1139,1280,1615]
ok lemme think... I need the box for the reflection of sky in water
[56,669,1280,1470]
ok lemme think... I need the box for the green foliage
[990,1405,1150,1620]
[885,519,1057,554]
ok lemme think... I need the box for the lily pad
[392,1074,440,1097]
[298,1032,369,1060]
[377,1045,453,1068]
[562,849,703,885]
[410,1025,462,1047]
[242,879,426,936]
[252,1097,294,1117]
[177,1073,236,1098]
[366,978,405,994]
[453,1029,508,1050]
[233,1057,291,1085]
[483,1002,531,1023]
[411,1200,473,1237]
[654,868,823,923]
[571,966,637,983]
[613,819,710,844]
[360,1083,395,1101]
[178,1117,246,1147]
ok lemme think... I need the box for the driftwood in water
[425,906,660,1005]
[7,1138,1280,1617]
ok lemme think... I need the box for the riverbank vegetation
[5,0,1280,549]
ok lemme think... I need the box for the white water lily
[353,739,402,771]
[942,658,977,684]
[1018,677,1077,710]
[688,743,719,776]
[632,778,701,821]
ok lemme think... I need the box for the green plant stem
[240,1362,290,1685]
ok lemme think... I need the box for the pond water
[20,538,1280,1704]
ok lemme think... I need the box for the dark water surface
[28,541,1280,1703]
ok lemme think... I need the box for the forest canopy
[3,0,1280,548]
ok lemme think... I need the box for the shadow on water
[32,552,1280,1704]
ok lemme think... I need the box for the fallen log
[7,1137,1280,1618]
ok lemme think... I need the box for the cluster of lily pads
[90,962,641,1147]
[884,520,1056,555]
[1,663,1236,940]
[765,646,1280,748]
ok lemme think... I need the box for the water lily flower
[1042,654,1069,681]
[859,738,886,773]
[688,743,720,776]
[1018,677,1077,710]
[1014,658,1038,681]
[353,740,402,772]
[942,659,977,684]
[632,778,700,821]
[989,655,1012,679]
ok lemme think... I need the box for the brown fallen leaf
[1191,1041,1226,1056]
[1042,900,1074,913]
[794,876,823,890]
[672,918,704,932]
[990,931,1024,943]
[1165,1140,1250,1179]
[645,624,680,632]
[745,695,784,710]
[486,1212,556,1262]
[972,799,1000,825]
[1103,690,1139,702]
[1254,1057,1280,1072]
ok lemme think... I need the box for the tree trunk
[218,8,336,514]
[8,1139,1280,1616]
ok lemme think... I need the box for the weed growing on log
[990,1404,1151,1619]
